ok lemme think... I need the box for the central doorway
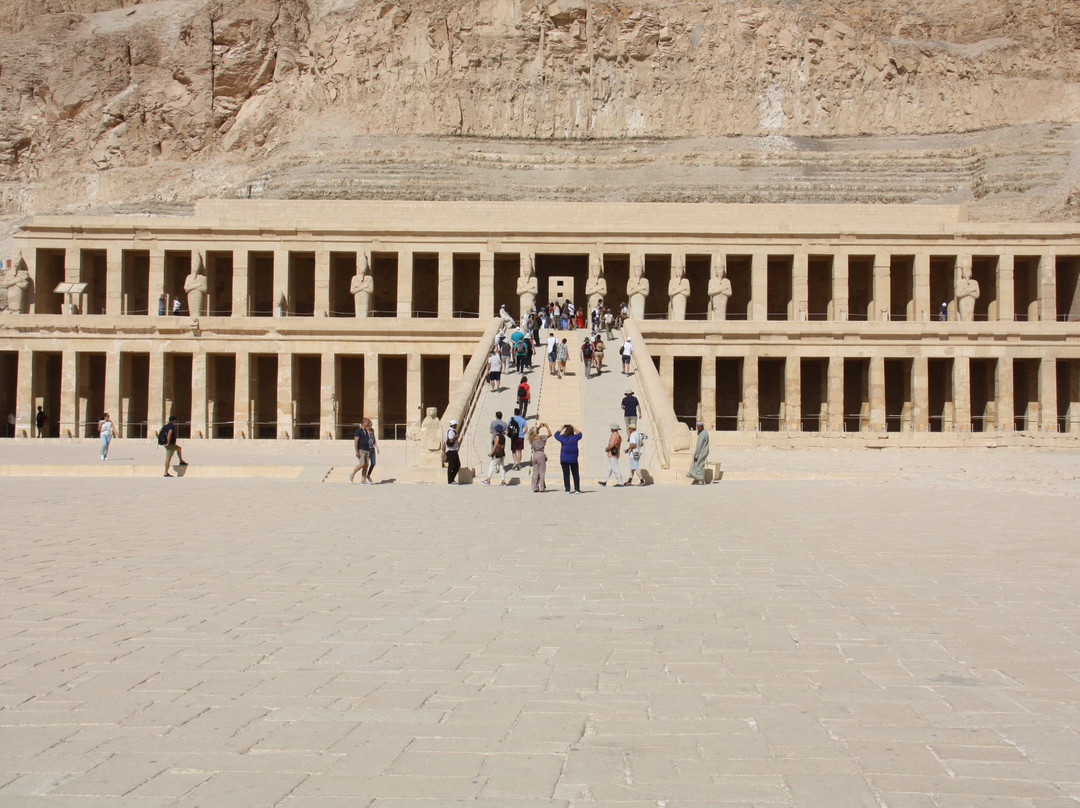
[535,255,589,308]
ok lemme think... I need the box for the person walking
[598,424,625,487]
[580,337,595,378]
[516,376,531,419]
[35,405,47,438]
[507,408,527,470]
[362,418,379,482]
[687,420,710,484]
[482,423,508,485]
[621,389,640,429]
[349,419,374,483]
[528,422,552,492]
[546,332,558,375]
[554,424,583,493]
[555,338,569,378]
[98,412,115,460]
[444,419,462,484]
[486,348,502,392]
[620,336,634,374]
[160,414,188,477]
[593,334,605,375]
[626,425,646,486]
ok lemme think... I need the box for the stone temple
[2,197,1079,475]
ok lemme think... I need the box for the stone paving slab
[0,446,1079,806]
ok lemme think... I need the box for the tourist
[158,294,166,316]
[486,347,502,391]
[508,408,527,469]
[35,405,47,438]
[687,420,710,484]
[514,335,528,373]
[98,412,115,460]
[620,336,634,375]
[516,376,531,419]
[580,337,594,378]
[603,308,614,340]
[626,425,646,486]
[482,423,507,485]
[499,333,512,373]
[593,334,605,375]
[575,307,585,329]
[6,411,14,437]
[349,419,373,484]
[524,333,535,369]
[621,389,640,429]
[554,424,583,493]
[444,419,462,484]
[362,418,378,482]
[598,424,624,487]
[528,422,552,492]
[939,301,948,321]
[546,332,558,374]
[556,338,569,378]
[490,410,507,437]
[160,414,188,477]
[172,297,181,316]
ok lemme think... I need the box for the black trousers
[446,450,461,483]
[561,461,580,492]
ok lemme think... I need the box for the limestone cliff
[0,0,1078,233]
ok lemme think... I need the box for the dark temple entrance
[535,255,589,308]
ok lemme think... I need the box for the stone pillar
[873,254,891,321]
[479,252,495,319]
[1066,361,1080,434]
[1038,252,1056,323]
[998,254,1016,322]
[106,249,124,315]
[826,356,844,431]
[700,355,717,430]
[277,352,293,438]
[449,351,465,390]
[149,249,166,313]
[233,249,250,316]
[320,352,336,439]
[1039,356,1058,432]
[190,351,208,439]
[742,353,759,431]
[398,249,414,318]
[832,255,849,321]
[869,356,886,431]
[16,349,33,437]
[106,350,122,433]
[792,253,809,321]
[364,351,380,435]
[61,350,76,438]
[438,250,454,318]
[914,252,931,322]
[148,350,165,430]
[952,356,971,432]
[314,249,331,317]
[233,351,250,438]
[659,354,674,399]
[784,355,801,431]
[912,356,929,431]
[407,351,423,430]
[996,356,1013,432]
[274,249,289,316]
[750,253,767,321]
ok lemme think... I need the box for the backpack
[517,383,528,401]
[157,424,170,445]
[582,342,593,358]
[507,420,520,440]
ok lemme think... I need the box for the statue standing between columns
[184,253,209,317]
[2,253,30,314]
[626,256,649,320]
[708,256,732,321]
[667,258,690,321]
[516,255,538,319]
[955,256,979,322]
[351,252,374,318]
[585,254,607,312]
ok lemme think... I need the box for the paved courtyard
[1,442,1080,806]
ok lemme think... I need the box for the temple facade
[2,200,1079,443]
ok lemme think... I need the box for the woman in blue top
[554,424,583,493]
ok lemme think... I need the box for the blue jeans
[100,434,112,458]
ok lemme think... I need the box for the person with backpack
[482,423,508,486]
[516,376,531,419]
[349,419,374,484]
[159,415,188,477]
[507,408,527,470]
[580,337,595,378]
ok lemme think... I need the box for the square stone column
[149,249,166,314]
[832,255,849,321]
[320,352,336,439]
[479,253,495,319]
[61,350,76,438]
[700,355,717,429]
[274,249,289,316]
[16,349,33,437]
[792,253,809,321]
[659,354,674,399]
[826,356,844,431]
[364,351,380,435]
[873,255,891,321]
[314,249,331,317]
[450,352,465,390]
[190,351,208,439]
[996,356,1013,432]
[869,356,886,431]
[233,351,250,438]
[1039,252,1056,322]
[232,249,250,316]
[407,351,423,429]
[438,251,454,318]
[397,249,414,318]
[913,252,931,322]
[998,254,1016,322]
[749,253,767,321]
[277,353,293,438]
[148,350,165,430]
[741,353,759,431]
[1065,361,1080,434]
[106,249,124,315]
[1039,355,1058,432]
[784,355,801,431]
[106,350,122,432]
[952,356,971,432]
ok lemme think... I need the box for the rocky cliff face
[0,0,1078,232]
